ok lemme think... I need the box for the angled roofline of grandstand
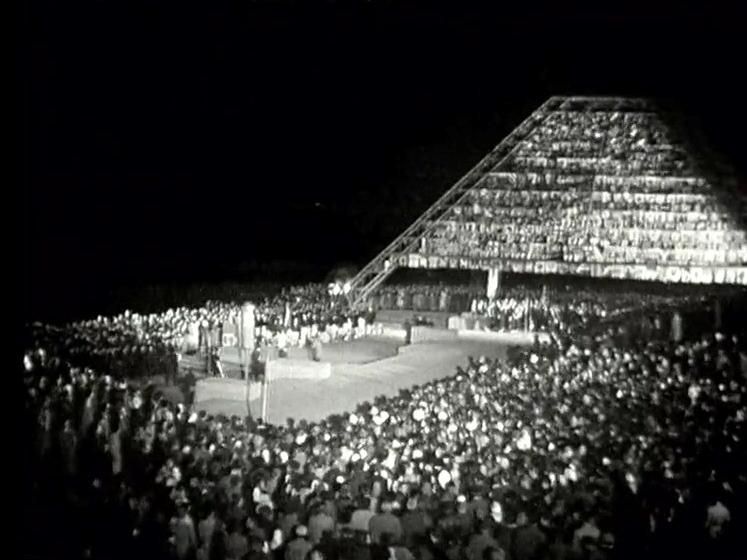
[345,96,747,308]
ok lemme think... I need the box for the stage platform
[190,332,532,425]
[180,336,401,376]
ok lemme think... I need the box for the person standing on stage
[671,310,684,343]
[277,329,289,358]
[311,337,323,362]
[210,347,224,378]
[182,368,196,406]
[198,319,210,356]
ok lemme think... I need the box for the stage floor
[189,336,512,425]
[180,336,402,374]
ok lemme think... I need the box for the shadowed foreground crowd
[20,287,747,560]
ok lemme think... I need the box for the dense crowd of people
[422,107,747,276]
[370,285,482,314]
[20,282,747,560]
[367,283,705,334]
[24,284,375,381]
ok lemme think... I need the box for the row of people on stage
[25,284,375,381]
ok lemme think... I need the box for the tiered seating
[419,100,747,283]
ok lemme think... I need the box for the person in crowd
[209,517,229,560]
[172,501,198,560]
[465,521,501,560]
[198,507,219,560]
[671,311,684,343]
[369,501,404,545]
[211,346,225,378]
[226,519,249,560]
[512,510,547,560]
[308,503,335,546]
[348,496,376,536]
[285,525,312,560]
[400,496,431,549]
[182,368,197,406]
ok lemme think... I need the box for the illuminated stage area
[191,333,528,424]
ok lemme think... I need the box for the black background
[18,1,747,320]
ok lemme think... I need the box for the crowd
[21,281,747,560]
[422,106,747,275]
[366,283,710,334]
[370,285,483,314]
[24,284,375,381]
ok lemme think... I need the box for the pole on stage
[261,353,270,423]
[244,351,251,418]
[240,302,256,420]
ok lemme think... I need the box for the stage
[186,332,532,425]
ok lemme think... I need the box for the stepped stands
[348,97,747,308]
[415,98,747,284]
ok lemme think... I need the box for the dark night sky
[18,1,747,319]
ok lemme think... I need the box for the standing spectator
[172,501,198,560]
[166,345,179,386]
[369,501,403,545]
[59,418,78,484]
[211,347,225,378]
[705,494,731,540]
[226,519,249,560]
[465,522,500,560]
[308,504,335,545]
[182,368,197,406]
[198,507,219,560]
[209,518,228,560]
[285,525,312,560]
[511,510,547,560]
[671,311,684,343]
[349,497,377,536]
[400,496,431,548]
[199,320,210,356]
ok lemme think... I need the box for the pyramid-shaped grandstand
[347,96,747,307]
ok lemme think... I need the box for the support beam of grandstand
[345,96,564,309]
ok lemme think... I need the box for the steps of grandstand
[345,96,564,307]
[347,95,747,308]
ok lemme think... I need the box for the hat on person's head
[295,525,308,537]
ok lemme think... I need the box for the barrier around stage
[405,325,550,346]
[195,377,262,403]
[410,326,459,344]
[195,358,331,406]
[457,329,550,345]
[266,358,332,380]
[373,323,407,340]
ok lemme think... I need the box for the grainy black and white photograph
[18,1,747,560]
